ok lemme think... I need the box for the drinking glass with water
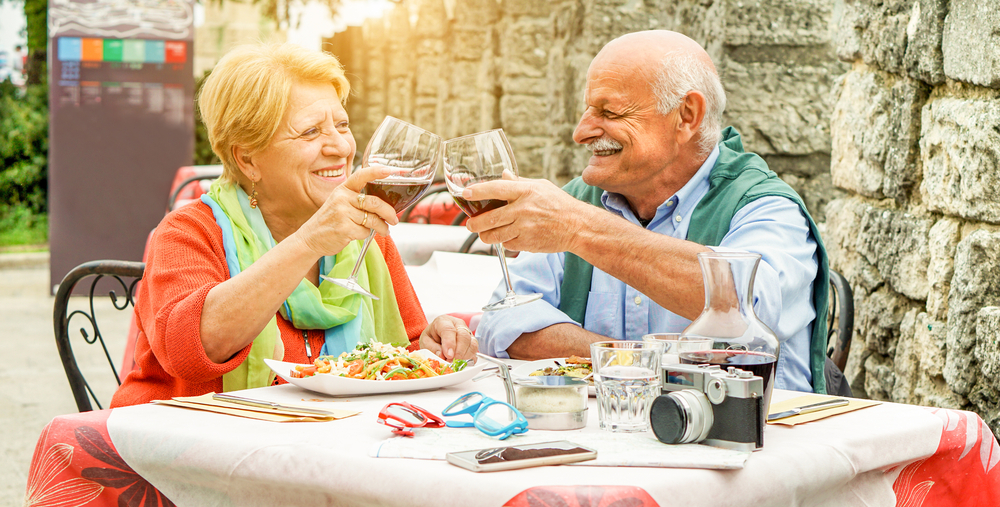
[590,340,665,433]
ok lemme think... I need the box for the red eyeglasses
[377,402,446,437]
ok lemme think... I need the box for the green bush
[194,70,220,166]
[0,79,48,246]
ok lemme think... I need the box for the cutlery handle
[212,393,330,416]
[797,398,849,415]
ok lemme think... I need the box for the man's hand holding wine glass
[460,175,608,255]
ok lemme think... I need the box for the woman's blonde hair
[198,42,351,183]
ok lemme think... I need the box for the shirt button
[675,215,683,222]
[634,296,642,306]
[666,200,674,207]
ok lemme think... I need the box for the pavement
[0,252,131,504]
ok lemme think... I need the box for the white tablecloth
[106,373,946,507]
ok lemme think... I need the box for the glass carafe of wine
[680,251,779,425]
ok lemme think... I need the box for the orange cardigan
[110,201,427,408]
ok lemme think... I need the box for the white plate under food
[264,352,486,397]
[510,358,596,397]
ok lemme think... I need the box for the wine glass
[443,129,542,311]
[323,116,441,299]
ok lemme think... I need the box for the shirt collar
[601,144,721,223]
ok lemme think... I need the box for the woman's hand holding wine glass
[323,116,441,299]
[295,164,399,258]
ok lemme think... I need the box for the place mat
[767,394,880,426]
[370,426,750,469]
[151,393,361,422]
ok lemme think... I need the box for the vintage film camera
[649,363,765,451]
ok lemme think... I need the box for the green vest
[558,127,830,394]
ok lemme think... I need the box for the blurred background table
[404,251,499,324]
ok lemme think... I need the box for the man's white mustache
[588,137,623,152]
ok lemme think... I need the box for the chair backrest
[167,174,217,211]
[827,269,854,372]
[53,260,145,412]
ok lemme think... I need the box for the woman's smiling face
[249,80,356,226]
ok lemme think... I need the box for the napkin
[151,393,361,422]
[766,394,880,426]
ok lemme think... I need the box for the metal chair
[53,260,145,412]
[459,232,480,254]
[167,173,216,211]
[827,269,854,372]
[824,269,854,396]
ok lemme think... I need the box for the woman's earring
[248,181,259,209]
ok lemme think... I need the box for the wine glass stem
[494,244,516,296]
[348,230,377,279]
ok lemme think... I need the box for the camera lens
[650,390,713,444]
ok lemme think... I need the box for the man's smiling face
[572,49,680,197]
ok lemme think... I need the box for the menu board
[48,0,195,291]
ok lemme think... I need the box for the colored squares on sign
[104,40,124,62]
[81,39,103,61]
[145,40,165,63]
[58,38,82,62]
[123,40,145,62]
[164,41,186,63]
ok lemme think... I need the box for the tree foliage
[0,79,48,241]
[194,71,221,165]
[23,0,46,85]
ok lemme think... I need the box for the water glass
[590,340,665,433]
[641,333,714,365]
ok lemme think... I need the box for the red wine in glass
[366,179,432,213]
[451,196,507,218]
[442,128,541,311]
[322,116,441,300]
[679,349,777,428]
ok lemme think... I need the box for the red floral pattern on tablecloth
[891,408,1000,506]
[24,410,174,507]
[504,485,659,507]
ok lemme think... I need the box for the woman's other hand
[295,165,400,257]
[419,315,478,362]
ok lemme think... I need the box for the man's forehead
[583,59,654,106]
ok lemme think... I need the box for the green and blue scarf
[200,181,408,391]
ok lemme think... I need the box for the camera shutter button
[706,378,726,404]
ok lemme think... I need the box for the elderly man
[466,30,829,394]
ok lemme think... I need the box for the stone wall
[328,0,846,221]
[195,2,281,77]
[828,0,1000,434]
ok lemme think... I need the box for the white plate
[264,352,487,397]
[510,358,596,396]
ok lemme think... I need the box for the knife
[211,393,335,416]
[768,398,850,421]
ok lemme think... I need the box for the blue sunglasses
[442,392,528,440]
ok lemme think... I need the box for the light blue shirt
[477,145,819,392]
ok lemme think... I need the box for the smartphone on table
[446,440,597,472]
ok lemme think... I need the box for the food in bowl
[515,385,588,413]
[529,355,593,383]
[289,341,467,380]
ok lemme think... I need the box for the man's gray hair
[652,51,726,156]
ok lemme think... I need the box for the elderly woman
[111,43,476,407]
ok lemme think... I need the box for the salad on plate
[288,341,468,381]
